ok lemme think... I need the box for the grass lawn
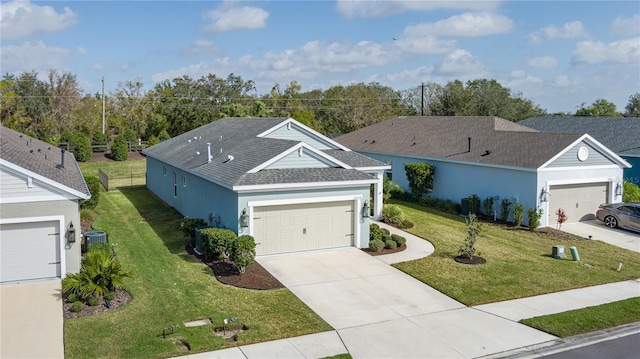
[78,159,146,177]
[520,297,640,337]
[392,201,640,306]
[64,187,331,358]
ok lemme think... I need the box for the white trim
[546,177,614,186]
[247,142,353,173]
[1,194,79,204]
[538,134,631,170]
[0,159,90,200]
[0,215,67,280]
[538,164,621,172]
[247,195,363,248]
[234,179,376,193]
[257,118,352,152]
[355,165,391,171]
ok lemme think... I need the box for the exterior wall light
[541,187,549,202]
[362,200,370,218]
[616,182,623,197]
[240,209,249,228]
[67,222,76,244]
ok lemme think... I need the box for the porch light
[541,187,549,202]
[362,200,370,218]
[616,182,623,196]
[67,222,76,243]
[240,209,249,228]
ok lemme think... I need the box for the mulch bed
[454,255,487,265]
[63,289,132,320]
[361,244,407,256]
[185,245,284,290]
[88,152,146,162]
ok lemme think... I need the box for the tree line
[1,70,638,161]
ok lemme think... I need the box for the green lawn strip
[391,201,640,306]
[520,297,640,337]
[78,159,146,177]
[322,354,352,359]
[64,188,331,359]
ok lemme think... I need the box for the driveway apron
[258,248,555,358]
[0,280,64,359]
[561,220,640,252]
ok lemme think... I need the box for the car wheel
[604,216,618,228]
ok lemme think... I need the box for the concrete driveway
[561,220,640,252]
[258,248,555,358]
[0,280,64,359]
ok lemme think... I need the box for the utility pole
[101,76,105,134]
[420,82,424,116]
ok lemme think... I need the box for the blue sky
[1,0,639,113]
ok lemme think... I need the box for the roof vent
[223,155,234,163]
[481,150,492,156]
[206,143,212,163]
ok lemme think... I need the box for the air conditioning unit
[84,230,108,251]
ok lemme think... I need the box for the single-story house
[334,116,630,227]
[519,116,640,186]
[0,126,90,283]
[142,117,389,256]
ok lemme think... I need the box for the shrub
[369,223,383,242]
[392,234,406,247]
[468,194,480,215]
[180,218,208,241]
[70,301,83,313]
[87,296,99,307]
[201,228,237,258]
[459,213,482,260]
[229,235,256,275]
[513,202,525,226]
[527,207,543,230]
[419,197,460,214]
[483,196,495,219]
[72,133,92,162]
[555,208,568,229]
[382,204,406,226]
[88,242,111,255]
[500,198,512,223]
[62,250,132,300]
[110,134,129,161]
[67,293,78,303]
[624,181,640,202]
[404,163,435,200]
[385,239,397,249]
[81,176,101,210]
[104,292,115,301]
[383,177,405,202]
[368,239,384,252]
[158,129,171,142]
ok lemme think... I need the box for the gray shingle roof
[0,125,90,197]
[334,116,584,169]
[142,117,379,187]
[518,116,640,156]
[322,149,389,168]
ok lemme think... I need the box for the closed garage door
[549,182,609,224]
[0,221,60,282]
[253,201,355,256]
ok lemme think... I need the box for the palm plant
[62,251,132,300]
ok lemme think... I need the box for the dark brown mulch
[454,255,487,265]
[88,152,146,162]
[63,289,132,320]
[362,244,407,256]
[185,245,284,290]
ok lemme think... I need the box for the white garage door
[549,182,609,224]
[0,221,61,282]
[253,201,355,256]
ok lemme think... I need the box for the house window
[385,161,392,180]
[183,175,187,187]
[173,172,177,197]
[163,166,166,176]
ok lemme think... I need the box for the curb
[478,321,640,358]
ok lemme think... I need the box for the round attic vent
[577,146,589,162]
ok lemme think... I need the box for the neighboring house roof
[334,116,617,169]
[0,125,91,199]
[518,116,640,156]
[142,117,388,189]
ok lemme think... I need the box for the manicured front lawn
[78,159,146,177]
[64,188,331,358]
[520,297,640,337]
[392,201,640,306]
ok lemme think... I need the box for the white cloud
[204,3,268,33]
[385,65,435,83]
[529,21,588,42]
[404,12,513,37]
[554,75,572,87]
[609,14,640,35]
[572,37,640,65]
[1,0,77,40]
[527,56,558,69]
[183,40,223,55]
[0,41,73,74]
[437,49,485,75]
[92,63,104,71]
[335,0,500,18]
[394,35,456,55]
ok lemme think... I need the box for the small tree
[110,134,129,161]
[468,194,480,216]
[72,133,92,162]
[527,207,543,230]
[623,181,640,202]
[404,163,435,200]
[500,198,512,223]
[459,213,482,260]
[483,196,495,220]
[81,176,101,209]
[513,202,525,227]
[229,235,256,275]
[555,208,568,229]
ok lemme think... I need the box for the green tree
[110,134,129,161]
[81,176,101,209]
[459,213,482,260]
[72,133,92,162]
[229,235,256,275]
[404,163,435,200]
[575,98,620,117]
[623,181,640,202]
[513,202,525,226]
[624,93,640,117]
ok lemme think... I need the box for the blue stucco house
[519,116,640,186]
[335,116,630,228]
[142,117,388,256]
